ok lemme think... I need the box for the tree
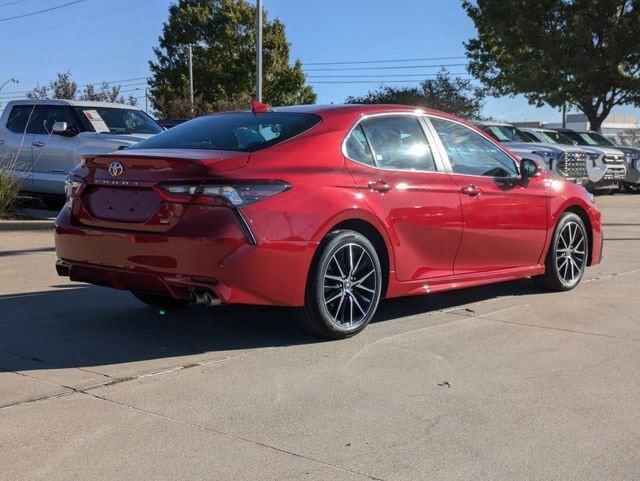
[346,69,485,119]
[463,0,640,131]
[26,72,137,106]
[27,71,77,100]
[149,0,316,118]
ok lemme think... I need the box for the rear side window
[358,115,436,171]
[345,124,375,165]
[6,105,47,134]
[132,112,321,152]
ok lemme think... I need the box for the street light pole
[0,78,18,92]
[188,44,194,116]
[256,0,263,102]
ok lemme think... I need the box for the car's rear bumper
[54,206,316,306]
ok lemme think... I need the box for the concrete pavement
[1,195,639,480]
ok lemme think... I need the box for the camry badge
[108,161,124,177]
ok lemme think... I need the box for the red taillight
[156,181,290,207]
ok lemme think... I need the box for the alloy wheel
[322,243,377,328]
[555,221,587,285]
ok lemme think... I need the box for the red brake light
[156,181,290,207]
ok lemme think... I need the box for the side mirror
[520,157,543,179]
[52,121,69,135]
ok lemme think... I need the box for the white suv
[0,99,162,201]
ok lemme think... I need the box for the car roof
[265,103,466,122]
[5,99,140,110]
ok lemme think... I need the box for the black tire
[533,212,589,291]
[131,291,189,309]
[623,182,640,194]
[298,230,383,339]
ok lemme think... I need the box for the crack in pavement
[81,389,388,481]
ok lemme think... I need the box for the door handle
[367,180,393,193]
[461,184,482,196]
[32,141,45,147]
[0,139,5,145]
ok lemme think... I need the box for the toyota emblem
[108,161,124,177]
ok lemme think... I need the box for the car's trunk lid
[75,149,249,231]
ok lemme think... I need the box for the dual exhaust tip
[189,289,221,307]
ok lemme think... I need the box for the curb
[0,220,55,232]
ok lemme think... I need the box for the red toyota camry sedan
[55,104,602,339]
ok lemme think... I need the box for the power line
[0,0,149,38]
[0,0,34,8]
[303,56,467,66]
[306,72,470,79]
[0,78,148,97]
[0,0,89,22]
[303,63,468,72]
[308,80,463,84]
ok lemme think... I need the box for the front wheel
[298,230,383,339]
[534,212,589,291]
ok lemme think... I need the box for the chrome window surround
[341,111,449,174]
[341,111,522,180]
[424,114,521,179]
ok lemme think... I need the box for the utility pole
[145,88,148,114]
[562,102,567,129]
[188,44,194,116]
[256,0,263,102]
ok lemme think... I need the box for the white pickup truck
[0,99,162,203]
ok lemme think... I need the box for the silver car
[0,99,162,202]
[477,122,591,184]
[555,129,639,193]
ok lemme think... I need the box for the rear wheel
[131,291,189,309]
[534,212,588,291]
[298,230,383,339]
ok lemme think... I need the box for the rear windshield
[131,112,321,152]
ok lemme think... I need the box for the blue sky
[0,0,637,122]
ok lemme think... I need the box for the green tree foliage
[463,0,640,131]
[26,72,137,105]
[149,0,316,119]
[346,69,485,119]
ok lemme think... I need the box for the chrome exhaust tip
[189,289,221,307]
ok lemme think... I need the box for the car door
[428,116,549,274]
[30,105,81,194]
[344,113,463,282]
[0,104,45,191]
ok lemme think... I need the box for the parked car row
[477,121,640,194]
[0,99,163,205]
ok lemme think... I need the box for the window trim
[6,104,45,134]
[425,114,521,179]
[341,112,448,174]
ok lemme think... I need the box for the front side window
[41,106,80,135]
[430,117,518,178]
[6,105,47,134]
[358,115,436,171]
[132,112,320,152]
[75,107,162,135]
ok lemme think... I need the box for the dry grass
[0,171,21,219]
